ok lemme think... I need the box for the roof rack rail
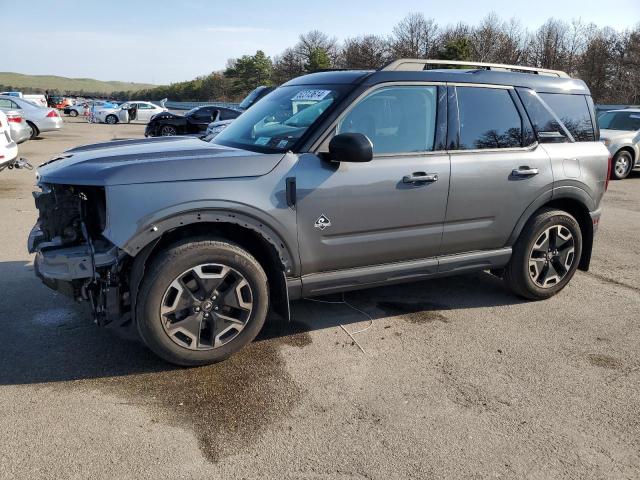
[381,59,570,78]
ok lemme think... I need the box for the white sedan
[94,101,166,124]
[0,110,18,171]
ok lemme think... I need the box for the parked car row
[0,94,64,171]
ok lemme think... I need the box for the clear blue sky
[3,0,639,85]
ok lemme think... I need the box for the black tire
[136,237,269,366]
[504,208,582,300]
[160,125,177,136]
[69,109,79,117]
[27,121,39,139]
[105,114,118,125]
[611,150,633,180]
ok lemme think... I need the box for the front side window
[598,111,640,131]
[457,87,523,150]
[214,85,347,153]
[338,86,437,154]
[539,93,595,141]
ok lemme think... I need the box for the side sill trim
[288,247,512,299]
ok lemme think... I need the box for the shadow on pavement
[0,259,523,386]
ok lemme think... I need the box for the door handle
[511,166,539,177]
[403,172,439,184]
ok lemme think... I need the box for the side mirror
[328,133,373,163]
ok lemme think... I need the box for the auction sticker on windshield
[292,90,332,101]
[255,137,271,146]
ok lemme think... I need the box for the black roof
[284,69,589,95]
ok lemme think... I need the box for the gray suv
[28,59,610,366]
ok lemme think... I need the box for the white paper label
[255,137,270,146]
[291,89,331,102]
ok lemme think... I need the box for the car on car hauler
[28,59,610,366]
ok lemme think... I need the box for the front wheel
[105,114,118,125]
[160,125,178,136]
[504,209,582,300]
[611,150,633,180]
[136,237,269,366]
[69,109,79,117]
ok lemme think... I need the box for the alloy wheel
[161,126,176,136]
[614,152,632,178]
[528,225,575,288]
[160,263,253,350]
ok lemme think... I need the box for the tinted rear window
[539,93,595,141]
[456,87,523,150]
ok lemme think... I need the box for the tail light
[46,110,59,118]
[7,115,23,123]
[605,155,612,191]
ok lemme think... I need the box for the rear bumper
[590,208,602,235]
[10,124,31,143]
[37,116,64,132]
[0,141,18,167]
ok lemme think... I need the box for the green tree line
[17,13,640,104]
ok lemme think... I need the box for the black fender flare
[121,208,297,276]
[124,209,296,325]
[506,186,595,247]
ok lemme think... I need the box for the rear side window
[539,93,595,142]
[456,87,522,150]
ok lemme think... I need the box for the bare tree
[295,30,339,65]
[390,13,440,59]
[272,48,305,84]
[470,14,526,64]
[339,35,391,69]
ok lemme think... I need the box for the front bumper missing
[29,223,119,285]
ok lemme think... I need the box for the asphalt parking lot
[0,118,638,480]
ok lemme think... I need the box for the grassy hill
[0,72,158,94]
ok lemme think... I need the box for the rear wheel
[69,109,79,117]
[105,114,118,125]
[27,121,39,139]
[504,209,582,300]
[136,237,269,366]
[611,150,633,180]
[160,125,177,136]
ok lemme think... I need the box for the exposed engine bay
[28,183,130,327]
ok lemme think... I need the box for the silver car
[598,109,640,180]
[0,109,31,144]
[0,95,63,139]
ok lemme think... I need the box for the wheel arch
[508,189,595,271]
[126,211,296,325]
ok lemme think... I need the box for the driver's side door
[295,84,450,277]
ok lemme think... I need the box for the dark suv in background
[28,59,610,366]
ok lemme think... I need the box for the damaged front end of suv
[27,135,295,342]
[28,181,128,326]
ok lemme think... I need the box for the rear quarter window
[538,93,595,142]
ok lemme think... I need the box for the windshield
[599,111,640,131]
[214,85,347,153]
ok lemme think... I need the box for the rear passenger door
[441,85,553,256]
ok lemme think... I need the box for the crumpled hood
[37,136,285,186]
